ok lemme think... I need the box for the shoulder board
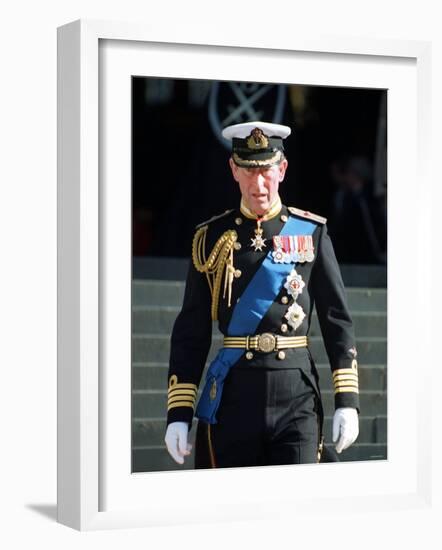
[288,206,327,225]
[195,209,234,229]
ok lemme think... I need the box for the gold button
[277,351,286,360]
[234,269,242,278]
[246,352,254,360]
[280,214,288,222]
[281,323,288,333]
[235,217,243,225]
[281,296,289,304]
[234,242,242,250]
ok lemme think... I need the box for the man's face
[229,158,288,216]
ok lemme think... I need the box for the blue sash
[195,216,316,423]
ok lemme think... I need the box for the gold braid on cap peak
[192,225,238,321]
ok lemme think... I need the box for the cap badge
[246,128,269,150]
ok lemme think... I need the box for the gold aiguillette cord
[223,245,235,307]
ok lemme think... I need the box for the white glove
[332,407,359,453]
[164,422,192,464]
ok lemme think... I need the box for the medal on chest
[250,218,267,251]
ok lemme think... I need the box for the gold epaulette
[192,225,238,321]
[288,206,327,225]
[195,209,234,229]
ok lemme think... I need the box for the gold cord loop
[192,226,238,320]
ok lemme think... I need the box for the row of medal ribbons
[272,235,315,264]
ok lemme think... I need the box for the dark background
[132,77,387,266]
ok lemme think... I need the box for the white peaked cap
[222,121,292,140]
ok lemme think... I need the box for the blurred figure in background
[328,156,387,265]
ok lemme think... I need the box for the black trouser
[194,367,322,468]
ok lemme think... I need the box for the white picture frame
[57,19,433,531]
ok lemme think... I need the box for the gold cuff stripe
[334,387,360,394]
[333,375,358,382]
[334,378,359,385]
[168,389,197,397]
[168,382,198,390]
[168,398,196,406]
[168,393,196,401]
[168,396,196,406]
[168,401,195,411]
[335,380,359,388]
[333,368,358,376]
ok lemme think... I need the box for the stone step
[132,389,386,418]
[132,280,184,306]
[132,363,387,392]
[132,334,387,365]
[132,415,387,447]
[132,306,386,337]
[132,280,386,312]
[132,442,387,473]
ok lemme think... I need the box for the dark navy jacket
[167,204,359,426]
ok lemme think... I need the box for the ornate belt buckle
[257,333,276,353]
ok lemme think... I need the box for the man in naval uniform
[164,121,360,468]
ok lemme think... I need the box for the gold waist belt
[223,333,308,353]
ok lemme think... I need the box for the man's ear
[279,158,288,182]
